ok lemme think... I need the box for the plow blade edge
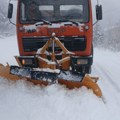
[0,64,102,97]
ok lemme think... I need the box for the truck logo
[48,28,66,36]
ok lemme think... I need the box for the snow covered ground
[0,36,120,120]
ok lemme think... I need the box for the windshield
[19,0,89,24]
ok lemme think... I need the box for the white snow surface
[0,36,120,120]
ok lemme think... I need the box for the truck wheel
[78,66,91,75]
[71,66,91,75]
[85,66,91,74]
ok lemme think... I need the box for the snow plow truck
[0,0,102,97]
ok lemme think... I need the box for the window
[60,5,83,18]
[20,0,89,23]
[21,3,25,20]
[39,5,54,17]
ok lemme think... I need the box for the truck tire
[79,66,91,74]
[72,65,91,75]
[85,66,91,74]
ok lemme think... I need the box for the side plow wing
[0,64,20,80]
[58,75,102,97]
[0,64,102,97]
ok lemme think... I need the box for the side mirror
[96,5,102,20]
[8,3,13,19]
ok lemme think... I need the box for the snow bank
[0,78,107,120]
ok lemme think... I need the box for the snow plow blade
[58,75,102,97]
[0,64,102,97]
[0,64,20,80]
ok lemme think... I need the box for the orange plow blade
[0,64,102,97]
[0,64,20,80]
[58,75,102,97]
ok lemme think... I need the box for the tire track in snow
[93,63,120,105]
[93,64,120,95]
[95,64,120,92]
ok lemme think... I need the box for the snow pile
[23,25,37,32]
[0,78,107,120]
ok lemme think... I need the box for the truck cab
[8,0,102,75]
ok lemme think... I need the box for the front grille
[22,36,86,52]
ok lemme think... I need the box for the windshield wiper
[52,19,80,26]
[35,19,52,26]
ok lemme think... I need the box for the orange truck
[1,0,103,96]
[8,0,102,74]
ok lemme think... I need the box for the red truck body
[16,0,93,57]
[7,0,102,74]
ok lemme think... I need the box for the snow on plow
[0,35,102,97]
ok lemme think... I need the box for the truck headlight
[77,59,88,65]
[17,56,38,67]
[22,58,33,65]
